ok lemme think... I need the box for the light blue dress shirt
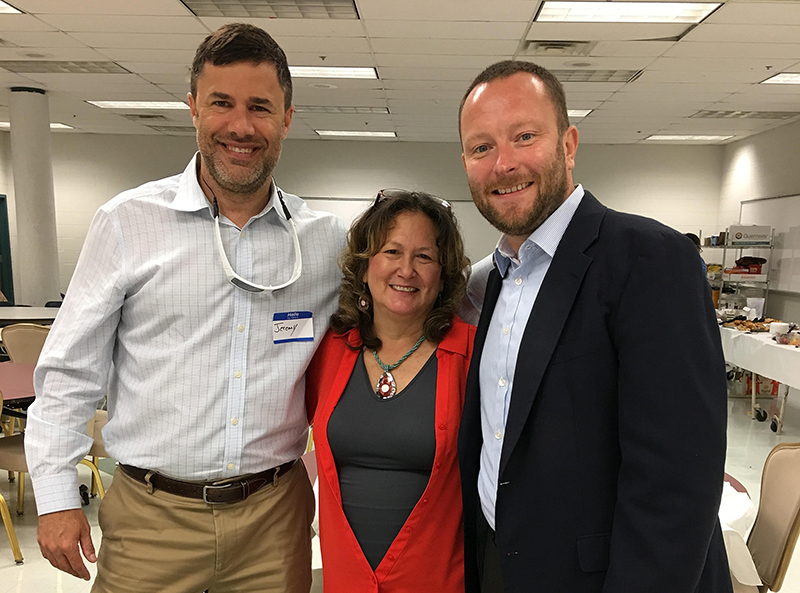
[26,154,346,514]
[478,185,584,529]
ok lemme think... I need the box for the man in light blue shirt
[457,60,730,593]
[27,24,345,593]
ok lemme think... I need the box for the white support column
[9,87,60,305]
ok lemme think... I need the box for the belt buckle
[203,482,235,505]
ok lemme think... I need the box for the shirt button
[499,377,507,387]
[435,462,442,469]
[240,231,246,238]
[438,423,446,430]
[234,371,242,379]
[503,327,510,335]
[238,324,244,332]
[231,418,238,426]
[422,498,429,504]
[495,430,503,440]
[405,526,412,533]
[227,462,235,470]
[515,277,522,285]
[387,554,395,561]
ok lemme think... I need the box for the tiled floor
[0,392,798,591]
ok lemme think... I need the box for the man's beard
[469,143,569,238]
[198,132,281,195]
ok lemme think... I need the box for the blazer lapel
[499,191,607,476]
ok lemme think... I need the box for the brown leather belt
[118,461,296,504]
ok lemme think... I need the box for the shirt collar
[493,184,585,276]
[169,152,285,221]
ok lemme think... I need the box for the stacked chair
[0,323,110,564]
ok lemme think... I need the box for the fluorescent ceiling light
[537,1,720,23]
[316,130,396,137]
[295,105,390,114]
[761,73,800,85]
[0,122,73,129]
[0,2,21,14]
[568,109,592,118]
[645,134,732,142]
[87,101,189,109]
[290,66,377,79]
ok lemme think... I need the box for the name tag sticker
[273,311,314,344]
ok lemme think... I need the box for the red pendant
[376,371,397,399]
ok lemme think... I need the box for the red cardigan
[306,318,475,593]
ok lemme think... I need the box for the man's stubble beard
[469,142,569,238]
[198,132,282,196]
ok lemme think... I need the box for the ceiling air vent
[0,61,129,74]
[147,125,196,134]
[552,69,642,83]
[690,110,800,120]
[523,41,595,57]
[182,0,359,19]
[122,114,172,123]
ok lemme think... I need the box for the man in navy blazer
[457,60,731,593]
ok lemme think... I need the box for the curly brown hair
[330,190,471,350]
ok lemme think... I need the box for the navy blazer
[458,191,731,593]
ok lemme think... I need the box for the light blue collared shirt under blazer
[479,184,585,530]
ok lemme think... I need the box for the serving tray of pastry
[722,317,780,332]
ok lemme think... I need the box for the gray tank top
[327,350,437,570]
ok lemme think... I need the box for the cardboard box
[729,225,772,246]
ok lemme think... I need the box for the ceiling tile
[35,14,209,34]
[69,33,207,51]
[371,37,518,56]
[0,31,88,48]
[664,41,800,60]
[706,1,800,25]
[0,14,57,31]
[358,0,537,21]
[684,23,800,43]
[364,20,527,40]
[11,0,192,16]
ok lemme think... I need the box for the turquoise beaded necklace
[372,335,426,399]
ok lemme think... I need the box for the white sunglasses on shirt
[210,185,303,293]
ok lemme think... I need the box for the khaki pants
[91,462,314,593]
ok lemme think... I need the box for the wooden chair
[0,324,51,479]
[0,323,50,364]
[747,442,800,592]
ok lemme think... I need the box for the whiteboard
[740,194,800,294]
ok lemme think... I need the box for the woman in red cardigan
[307,189,475,593]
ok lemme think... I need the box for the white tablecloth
[719,327,800,390]
[720,482,761,591]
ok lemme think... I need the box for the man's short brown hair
[190,23,292,111]
[459,60,569,138]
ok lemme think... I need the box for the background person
[25,23,345,593]
[457,60,730,593]
[306,190,474,592]
[685,232,708,274]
